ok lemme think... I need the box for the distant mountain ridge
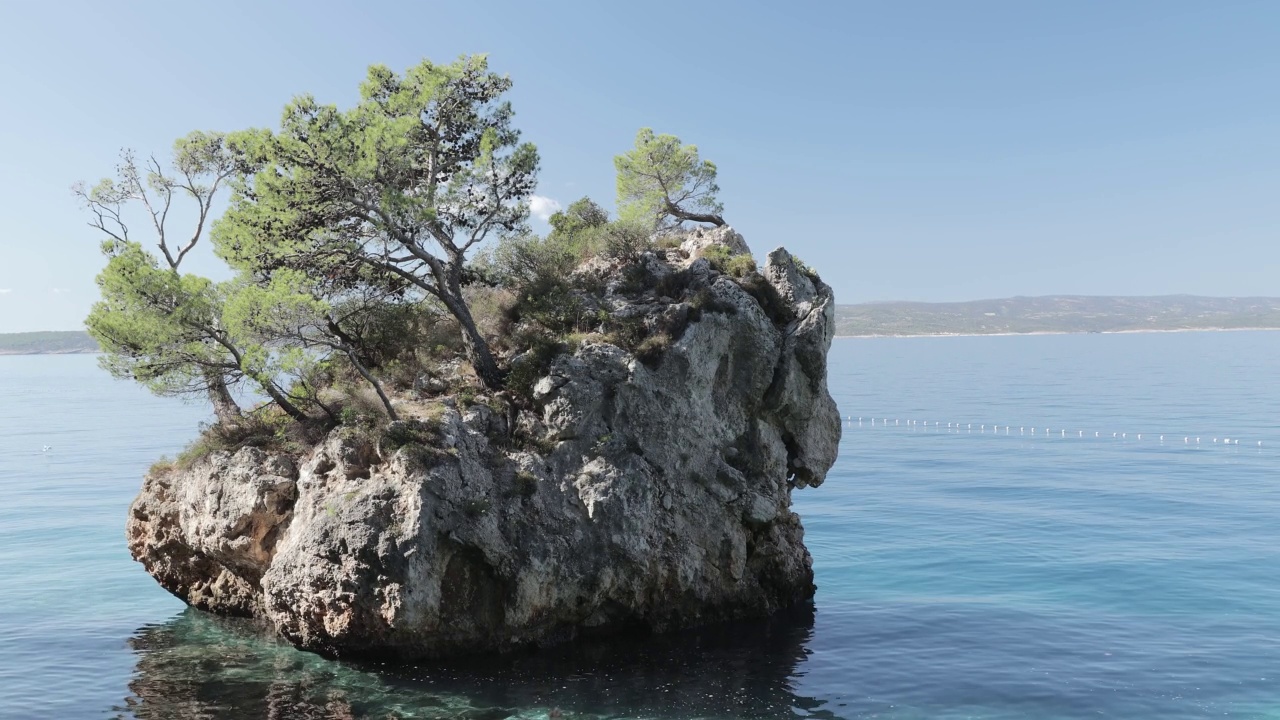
[0,331,99,355]
[834,295,1280,337]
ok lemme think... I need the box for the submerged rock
[127,228,841,660]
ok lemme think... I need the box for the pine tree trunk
[665,201,724,227]
[441,291,503,391]
[262,382,308,423]
[206,373,243,426]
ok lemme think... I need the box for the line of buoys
[843,415,1266,449]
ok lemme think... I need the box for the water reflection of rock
[115,605,840,719]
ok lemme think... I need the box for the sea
[2,330,1279,719]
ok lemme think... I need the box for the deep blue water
[2,332,1280,719]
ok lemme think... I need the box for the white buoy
[1061,429,1066,437]
[1020,427,1025,434]
[1137,434,1142,440]
[1096,432,1100,438]
[1196,438,1201,444]
[1259,441,1263,447]
[1160,436,1164,442]
[42,445,51,452]
[1079,431,1083,438]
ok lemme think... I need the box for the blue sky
[1,0,1277,332]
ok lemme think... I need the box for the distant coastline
[0,349,99,355]
[0,331,99,356]
[835,326,1280,339]
[834,295,1280,338]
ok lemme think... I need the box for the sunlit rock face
[127,229,841,660]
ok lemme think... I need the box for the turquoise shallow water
[2,332,1279,718]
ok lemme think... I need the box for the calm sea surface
[2,332,1280,719]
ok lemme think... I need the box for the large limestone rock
[127,229,841,660]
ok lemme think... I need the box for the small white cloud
[0,289,11,294]
[51,288,69,294]
[528,195,562,222]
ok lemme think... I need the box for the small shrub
[504,334,565,403]
[513,470,539,498]
[702,246,757,279]
[605,314,649,349]
[616,263,652,295]
[653,269,695,300]
[725,254,757,278]
[379,358,421,392]
[517,433,557,455]
[701,244,732,269]
[149,456,175,476]
[176,412,291,469]
[635,333,672,368]
[789,254,822,282]
[564,331,609,354]
[456,387,477,409]
[689,288,738,318]
[596,218,653,263]
[380,420,437,454]
[515,279,592,334]
[337,386,392,427]
[334,299,443,370]
[339,405,362,427]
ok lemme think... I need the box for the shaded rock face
[127,229,841,660]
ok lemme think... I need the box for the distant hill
[834,295,1280,337]
[0,331,99,355]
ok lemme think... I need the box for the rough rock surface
[127,228,841,660]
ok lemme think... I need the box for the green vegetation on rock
[78,54,740,464]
